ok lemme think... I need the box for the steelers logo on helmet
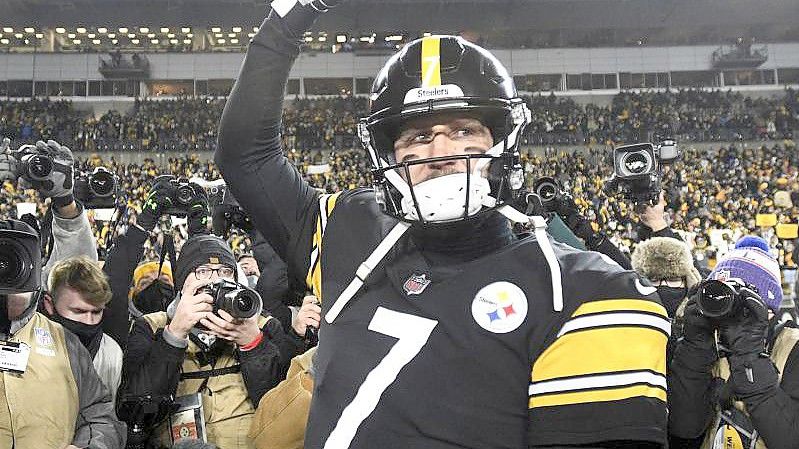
[358,35,532,224]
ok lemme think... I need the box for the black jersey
[217,20,669,449]
[302,190,668,449]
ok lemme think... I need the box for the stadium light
[304,36,313,42]
[359,35,371,42]
[35,33,43,39]
[111,39,118,44]
[247,32,255,38]
[119,27,128,33]
[14,33,23,39]
[215,33,223,38]
[385,35,403,41]
[55,27,66,34]
[128,34,136,38]
[88,33,96,38]
[253,26,259,32]
[336,34,347,43]
[423,32,432,37]
[160,27,170,33]
[170,39,178,44]
[92,39,100,44]
[231,38,239,44]
[181,27,191,33]
[167,33,175,38]
[72,39,81,44]
[98,27,107,34]
[0,39,8,44]
[232,27,242,33]
[211,27,221,33]
[68,33,76,38]
[183,39,191,44]
[228,33,236,37]
[187,33,193,38]
[2,28,13,33]
[24,27,35,33]
[76,27,87,34]
[140,27,149,33]
[318,36,327,42]
[218,38,226,44]
[147,33,155,38]
[131,38,139,44]
[151,39,159,44]
[108,33,116,38]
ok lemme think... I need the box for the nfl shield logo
[403,273,431,296]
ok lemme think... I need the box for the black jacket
[668,324,799,449]
[102,224,151,349]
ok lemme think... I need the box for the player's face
[393,112,493,186]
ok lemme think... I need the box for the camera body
[212,187,252,238]
[74,167,118,209]
[696,278,763,322]
[0,219,42,294]
[531,176,564,215]
[154,175,202,217]
[604,140,680,205]
[198,279,262,320]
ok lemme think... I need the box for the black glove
[186,183,210,236]
[673,297,719,371]
[269,0,343,39]
[556,195,595,241]
[137,177,175,232]
[718,292,777,397]
[16,140,74,202]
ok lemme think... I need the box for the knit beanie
[631,237,702,290]
[709,235,782,312]
[175,234,237,289]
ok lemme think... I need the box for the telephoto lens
[0,219,41,294]
[88,167,116,197]
[20,153,54,181]
[696,279,740,319]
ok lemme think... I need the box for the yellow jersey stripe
[529,384,666,408]
[305,192,342,301]
[531,326,667,382]
[572,299,667,318]
[420,36,442,88]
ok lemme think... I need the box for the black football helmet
[358,35,531,224]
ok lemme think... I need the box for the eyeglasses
[193,266,235,280]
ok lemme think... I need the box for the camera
[74,167,118,209]
[198,279,262,320]
[696,278,763,321]
[212,188,252,238]
[153,175,203,217]
[603,140,680,205]
[532,176,564,215]
[117,394,176,449]
[17,146,54,181]
[0,219,42,294]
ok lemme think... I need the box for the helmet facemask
[360,98,530,225]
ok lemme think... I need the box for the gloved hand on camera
[672,296,719,371]
[718,292,778,398]
[555,195,595,242]
[137,177,176,232]
[186,183,211,236]
[16,140,74,201]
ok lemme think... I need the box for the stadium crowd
[1,88,798,153]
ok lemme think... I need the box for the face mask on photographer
[246,275,259,289]
[134,280,175,315]
[656,285,688,317]
[50,312,104,356]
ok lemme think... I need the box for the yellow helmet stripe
[420,36,442,88]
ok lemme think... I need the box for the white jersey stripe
[529,370,667,396]
[556,312,671,338]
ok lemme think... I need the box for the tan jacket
[249,347,316,449]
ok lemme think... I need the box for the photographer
[0,139,98,286]
[668,236,799,449]
[0,219,125,449]
[102,176,208,348]
[119,234,318,449]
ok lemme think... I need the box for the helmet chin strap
[497,205,564,312]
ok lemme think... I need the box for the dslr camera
[74,167,118,209]
[603,140,679,205]
[531,176,565,215]
[0,219,42,294]
[153,175,203,217]
[696,278,764,322]
[212,188,252,238]
[15,144,54,181]
[198,279,262,320]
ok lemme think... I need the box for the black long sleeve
[216,16,321,288]
[667,340,718,441]
[119,319,186,405]
[102,225,150,349]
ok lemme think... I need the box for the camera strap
[157,232,178,308]
[179,364,241,381]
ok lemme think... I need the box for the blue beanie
[710,236,782,312]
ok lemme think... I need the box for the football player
[217,1,670,448]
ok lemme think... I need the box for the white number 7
[323,307,438,449]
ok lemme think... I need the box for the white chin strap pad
[398,173,491,222]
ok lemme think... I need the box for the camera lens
[22,154,54,181]
[621,151,652,177]
[697,279,737,318]
[534,180,558,202]
[0,239,31,288]
[89,169,116,197]
[222,288,261,319]
[176,185,195,205]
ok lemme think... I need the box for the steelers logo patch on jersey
[471,281,528,333]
